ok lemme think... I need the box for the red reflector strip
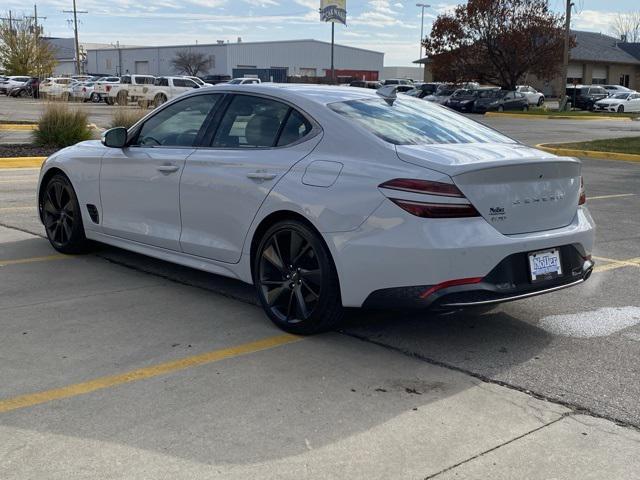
[419,277,484,299]
[391,198,480,218]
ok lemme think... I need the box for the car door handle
[157,165,180,174]
[246,172,277,181]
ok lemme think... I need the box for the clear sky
[3,1,638,66]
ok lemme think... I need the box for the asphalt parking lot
[1,97,640,478]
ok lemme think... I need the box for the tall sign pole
[319,1,347,84]
[416,4,430,61]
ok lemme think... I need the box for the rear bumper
[362,245,594,309]
[324,201,595,308]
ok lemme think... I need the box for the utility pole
[63,1,88,75]
[330,22,335,84]
[559,0,573,111]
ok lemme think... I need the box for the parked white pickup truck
[92,76,121,104]
[107,74,155,106]
[141,76,201,107]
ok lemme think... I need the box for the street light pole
[416,3,431,60]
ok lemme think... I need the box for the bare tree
[0,14,57,76]
[171,50,210,76]
[611,11,640,43]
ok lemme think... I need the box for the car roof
[198,83,378,105]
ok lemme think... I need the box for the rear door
[100,93,222,250]
[180,94,321,262]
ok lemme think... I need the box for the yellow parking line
[588,193,636,201]
[0,334,301,414]
[0,157,46,169]
[593,256,640,273]
[0,254,68,267]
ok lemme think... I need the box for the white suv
[1,76,30,95]
[143,76,201,107]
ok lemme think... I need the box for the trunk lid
[396,143,581,234]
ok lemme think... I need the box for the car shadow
[0,237,554,469]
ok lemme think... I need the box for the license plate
[528,249,562,282]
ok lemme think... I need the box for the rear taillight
[379,178,464,197]
[106,85,111,92]
[578,176,586,205]
[390,199,480,218]
[82,87,86,92]
[380,178,480,218]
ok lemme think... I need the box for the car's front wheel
[618,105,625,113]
[538,96,544,106]
[41,174,91,254]
[254,220,343,335]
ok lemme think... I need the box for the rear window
[329,97,514,146]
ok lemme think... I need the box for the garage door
[567,64,583,78]
[592,65,607,84]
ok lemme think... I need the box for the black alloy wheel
[42,174,89,253]
[255,221,343,335]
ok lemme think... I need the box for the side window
[133,94,221,147]
[277,110,312,147]
[212,95,290,148]
[121,76,131,85]
[155,78,169,87]
[505,92,514,99]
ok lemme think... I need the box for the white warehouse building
[86,39,384,82]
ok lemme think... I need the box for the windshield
[329,97,515,146]
[613,93,630,99]
[229,79,243,84]
[478,90,502,98]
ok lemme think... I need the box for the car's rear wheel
[522,104,528,112]
[254,220,343,335]
[90,92,100,103]
[497,105,504,112]
[42,174,91,254]
[618,105,625,113]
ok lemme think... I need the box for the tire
[41,174,91,254]
[537,96,544,106]
[154,93,167,108]
[497,105,504,112]
[116,91,128,106]
[522,104,528,112]
[105,97,115,105]
[61,92,70,102]
[19,90,28,98]
[90,92,100,103]
[618,105,624,113]
[254,220,343,335]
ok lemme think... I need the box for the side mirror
[102,127,127,148]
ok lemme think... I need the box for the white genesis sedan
[37,84,595,334]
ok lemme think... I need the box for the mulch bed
[0,144,59,158]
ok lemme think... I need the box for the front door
[180,94,321,263]
[100,93,221,250]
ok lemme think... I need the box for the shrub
[32,103,93,148]
[110,108,147,129]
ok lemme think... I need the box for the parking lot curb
[0,124,38,131]
[486,112,634,121]
[0,157,46,169]
[536,144,640,162]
